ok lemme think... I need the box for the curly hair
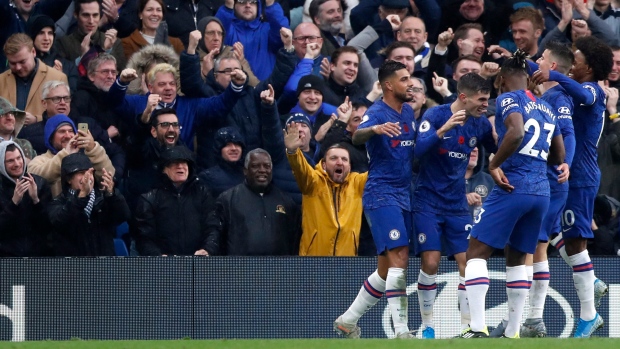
[574,36,613,81]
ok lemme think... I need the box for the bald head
[293,22,324,59]
[397,17,428,52]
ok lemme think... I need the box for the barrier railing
[1,257,618,341]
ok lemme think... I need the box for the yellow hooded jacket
[287,148,368,256]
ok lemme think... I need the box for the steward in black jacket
[135,146,215,256]
[205,149,299,256]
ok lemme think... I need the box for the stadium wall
[1,257,618,341]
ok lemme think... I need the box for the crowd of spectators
[1,0,619,257]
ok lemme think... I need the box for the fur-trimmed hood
[125,44,180,95]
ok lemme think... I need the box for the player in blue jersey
[521,41,575,338]
[413,72,498,338]
[461,50,565,339]
[333,61,417,339]
[491,41,576,338]
[531,36,613,338]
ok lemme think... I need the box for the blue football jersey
[413,104,496,214]
[358,100,416,211]
[569,82,605,188]
[541,85,575,193]
[495,90,560,196]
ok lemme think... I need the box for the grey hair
[412,77,427,93]
[213,53,240,74]
[244,148,272,169]
[87,53,117,76]
[41,80,70,99]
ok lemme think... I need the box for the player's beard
[395,90,414,103]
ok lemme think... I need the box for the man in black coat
[134,145,215,256]
[205,148,299,256]
[0,141,52,257]
[70,53,130,144]
[49,152,130,256]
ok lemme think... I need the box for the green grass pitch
[0,338,619,349]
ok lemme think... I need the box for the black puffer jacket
[48,188,130,256]
[134,147,215,256]
[205,181,300,256]
[0,173,52,257]
[179,47,297,169]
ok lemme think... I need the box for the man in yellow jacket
[285,100,367,256]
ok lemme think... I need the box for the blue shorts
[561,186,596,239]
[470,190,549,254]
[413,211,470,257]
[365,206,413,255]
[538,190,568,242]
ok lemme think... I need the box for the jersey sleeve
[414,109,441,158]
[548,70,596,106]
[496,93,523,122]
[357,111,381,130]
[555,95,575,138]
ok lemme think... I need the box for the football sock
[550,233,570,266]
[528,261,550,319]
[569,250,596,321]
[386,267,409,335]
[458,276,471,330]
[505,265,529,338]
[417,270,437,327]
[465,259,489,332]
[341,270,385,324]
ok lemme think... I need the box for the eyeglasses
[236,0,258,4]
[96,69,118,76]
[0,112,15,118]
[157,122,180,129]
[293,36,320,43]
[45,96,72,104]
[205,30,224,37]
[411,87,424,94]
[215,69,240,75]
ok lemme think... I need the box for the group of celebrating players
[333,35,612,339]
